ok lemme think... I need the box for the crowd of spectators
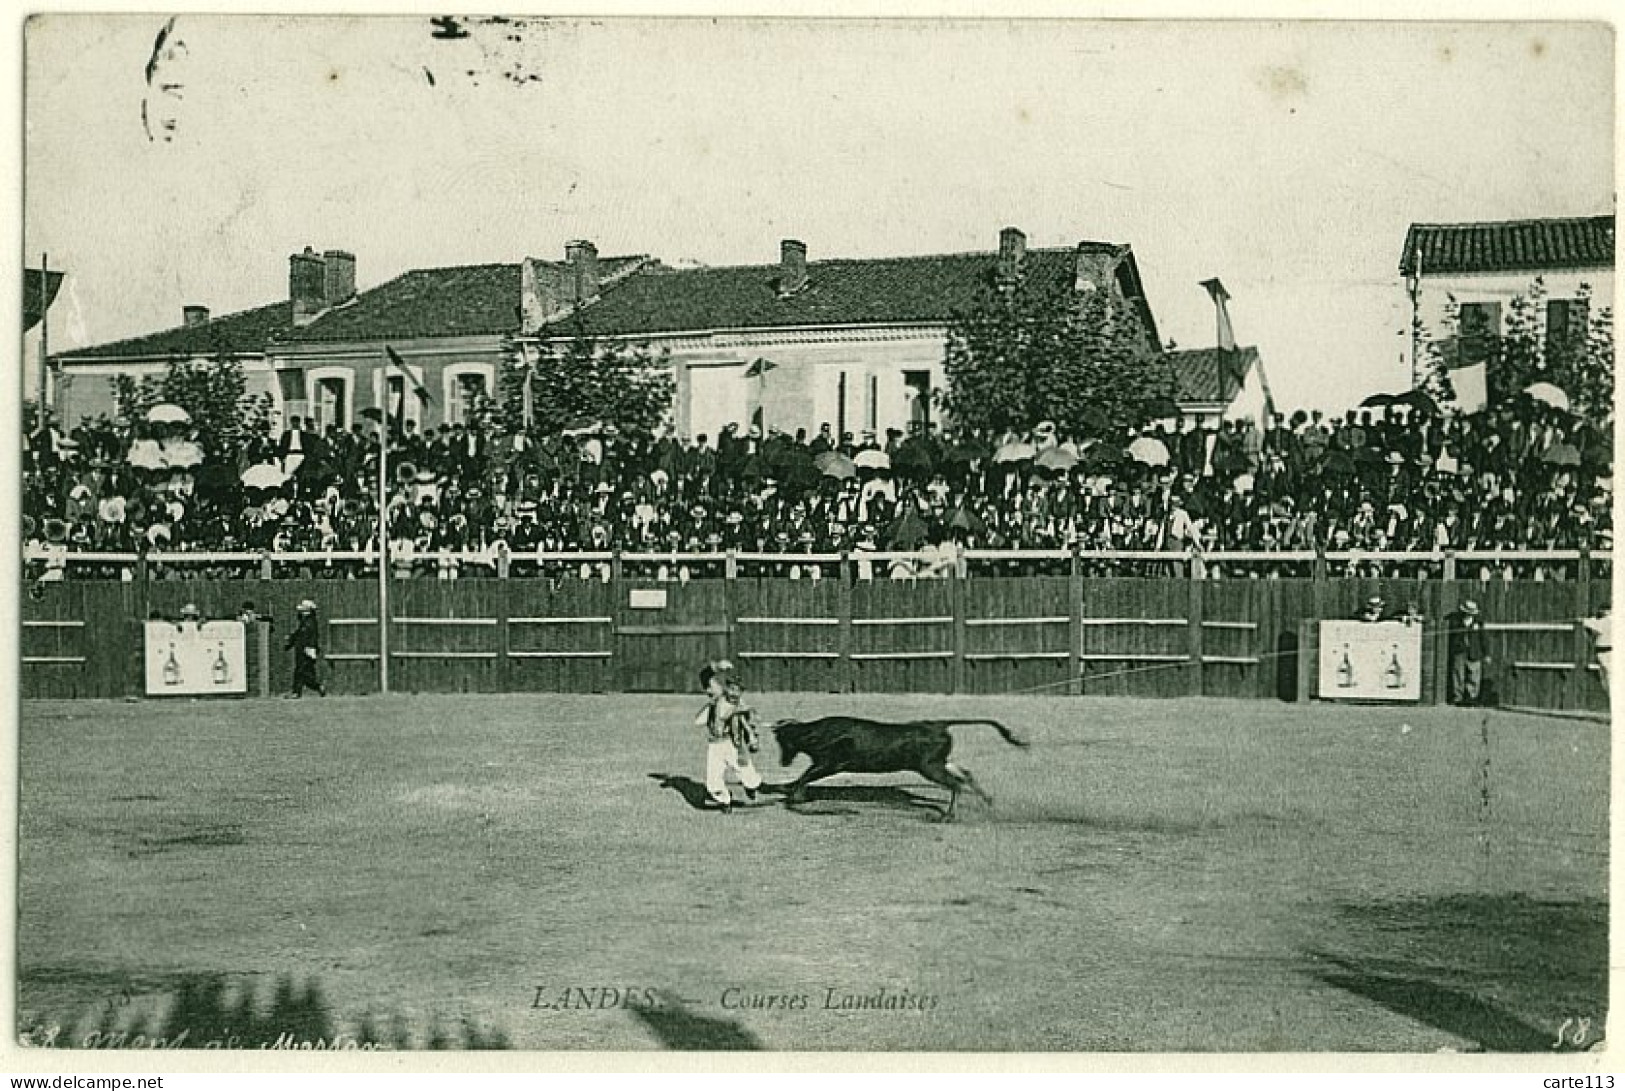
[21,394,1613,582]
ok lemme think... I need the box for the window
[903,370,932,430]
[442,363,495,426]
[314,378,346,431]
[450,373,486,425]
[1546,298,1588,364]
[304,367,354,431]
[1457,302,1501,366]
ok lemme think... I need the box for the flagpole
[377,356,391,695]
[38,253,50,419]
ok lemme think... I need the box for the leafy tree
[1412,297,1459,406]
[1487,278,1613,422]
[1414,279,1613,424]
[496,321,675,437]
[939,261,1175,440]
[113,349,274,467]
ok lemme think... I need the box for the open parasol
[1522,382,1571,412]
[145,403,191,425]
[1127,436,1171,467]
[241,463,289,489]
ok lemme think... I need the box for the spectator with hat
[1448,599,1489,706]
[284,599,326,698]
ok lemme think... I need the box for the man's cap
[1461,600,1480,615]
[297,599,318,613]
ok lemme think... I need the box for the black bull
[767,716,1029,819]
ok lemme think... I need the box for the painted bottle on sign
[163,645,181,686]
[1336,644,1354,688]
[212,645,230,684]
[1384,645,1404,689]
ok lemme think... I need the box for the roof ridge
[648,244,1117,274]
[1408,214,1614,231]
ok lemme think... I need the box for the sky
[21,14,1616,413]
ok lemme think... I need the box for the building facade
[1401,215,1614,408]
[56,227,1254,442]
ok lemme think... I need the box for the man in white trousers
[696,659,762,813]
[1583,610,1610,691]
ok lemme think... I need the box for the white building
[1401,215,1614,408]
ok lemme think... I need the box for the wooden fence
[19,549,1610,713]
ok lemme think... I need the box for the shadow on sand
[19,970,509,1050]
[1309,894,1606,1052]
[649,773,947,818]
[630,994,762,1050]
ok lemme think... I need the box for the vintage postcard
[9,7,1614,1075]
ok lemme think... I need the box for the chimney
[289,246,327,326]
[998,227,1027,283]
[521,256,567,333]
[323,250,356,305]
[779,239,807,295]
[564,239,599,304]
[1201,277,1237,351]
[182,305,210,328]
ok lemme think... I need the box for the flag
[743,357,777,378]
[24,268,64,333]
[1448,362,1488,415]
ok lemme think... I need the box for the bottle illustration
[212,645,230,685]
[1335,644,1355,688]
[162,644,181,686]
[1384,645,1404,689]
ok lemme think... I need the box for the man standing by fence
[1448,600,1488,706]
[285,599,326,698]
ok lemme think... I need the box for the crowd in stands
[21,394,1613,581]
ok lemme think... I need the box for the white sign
[629,588,668,610]
[1318,620,1424,702]
[144,620,248,696]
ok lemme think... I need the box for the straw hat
[297,599,318,613]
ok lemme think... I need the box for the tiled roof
[55,243,1163,358]
[54,300,291,362]
[282,262,520,343]
[564,245,1140,338]
[1167,345,1260,404]
[1400,216,1614,277]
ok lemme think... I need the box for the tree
[1489,278,1613,422]
[1412,297,1459,406]
[114,349,275,467]
[496,320,675,437]
[1422,278,1614,423]
[939,263,1175,440]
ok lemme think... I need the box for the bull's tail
[928,719,1030,748]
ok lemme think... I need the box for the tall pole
[377,365,391,694]
[37,253,50,418]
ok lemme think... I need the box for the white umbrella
[146,403,191,425]
[240,463,288,489]
[160,438,203,468]
[992,441,1037,464]
[1522,382,1571,412]
[854,449,891,471]
[1127,436,1171,467]
[126,438,165,470]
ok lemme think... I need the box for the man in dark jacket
[285,599,326,697]
[1448,599,1488,706]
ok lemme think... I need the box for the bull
[768,716,1029,820]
